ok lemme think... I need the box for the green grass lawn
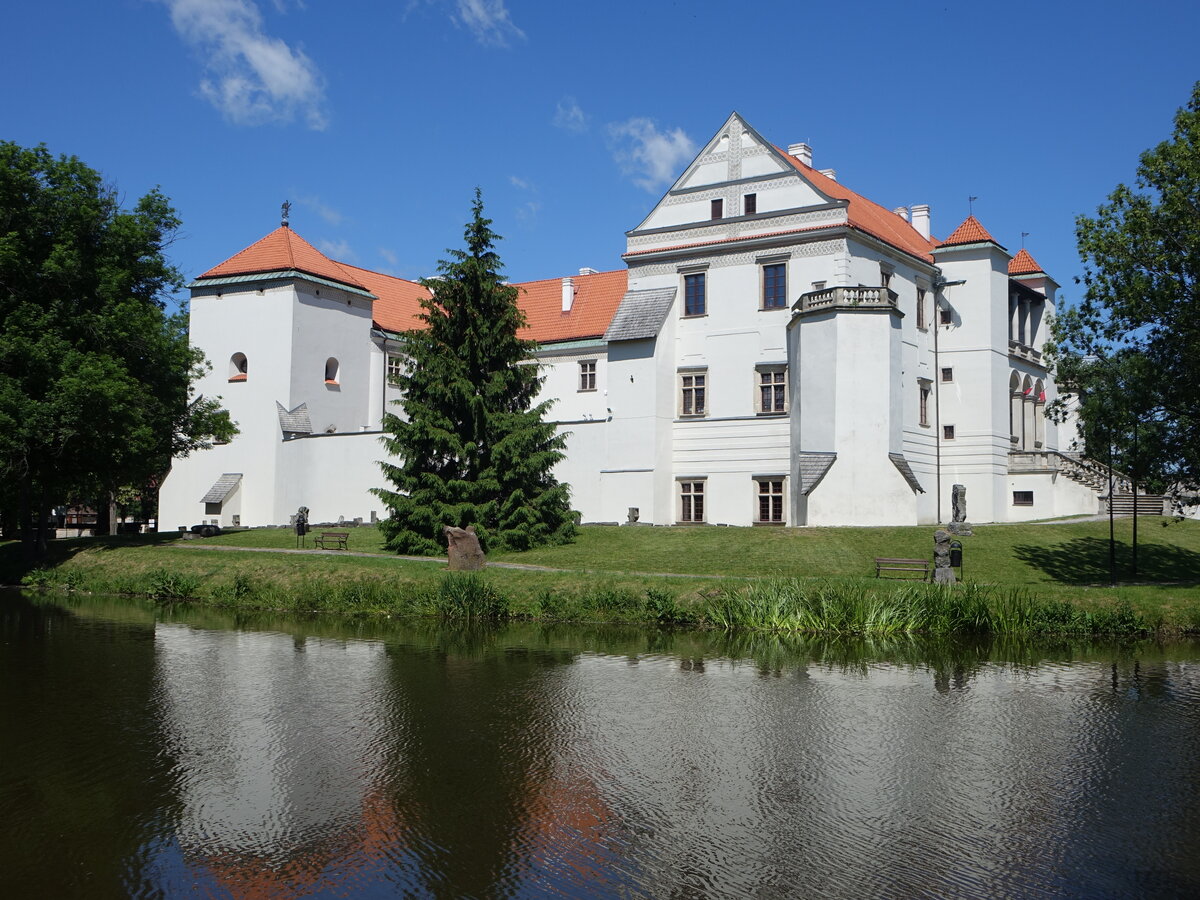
[5,517,1200,628]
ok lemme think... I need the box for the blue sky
[4,0,1198,307]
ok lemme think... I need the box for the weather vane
[281,200,291,227]
[968,196,978,215]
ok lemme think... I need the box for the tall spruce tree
[374,190,576,554]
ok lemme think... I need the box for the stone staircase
[1106,493,1168,516]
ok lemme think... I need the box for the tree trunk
[108,491,119,537]
[35,483,49,559]
[19,476,34,563]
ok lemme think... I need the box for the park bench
[874,557,930,581]
[314,531,349,551]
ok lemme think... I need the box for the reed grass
[17,565,1164,635]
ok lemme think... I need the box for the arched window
[229,352,248,382]
[1033,379,1046,448]
[1021,375,1035,451]
[1009,371,1021,446]
[325,357,340,385]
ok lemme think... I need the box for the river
[2,591,1199,898]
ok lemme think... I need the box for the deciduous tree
[0,142,234,555]
[1053,81,1200,499]
[374,190,575,554]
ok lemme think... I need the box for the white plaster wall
[804,310,915,525]
[158,283,296,530]
[551,420,609,522]
[1004,472,1100,522]
[535,348,610,423]
[289,284,374,435]
[934,245,1018,524]
[275,432,385,525]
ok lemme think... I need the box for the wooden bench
[874,557,930,580]
[314,531,349,551]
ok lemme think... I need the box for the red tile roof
[200,226,370,291]
[938,215,1000,248]
[336,262,430,332]
[778,152,939,262]
[1008,248,1044,275]
[514,269,628,343]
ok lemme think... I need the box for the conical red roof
[199,226,369,291]
[1008,248,1044,275]
[938,215,999,248]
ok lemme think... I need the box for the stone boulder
[444,525,485,571]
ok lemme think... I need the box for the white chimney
[561,277,575,312]
[818,168,837,182]
[893,206,910,221]
[787,142,813,167]
[578,267,598,276]
[911,204,931,239]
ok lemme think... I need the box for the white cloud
[509,175,531,190]
[516,200,540,223]
[379,248,399,267]
[317,238,355,262]
[607,118,698,192]
[160,0,328,130]
[452,0,524,47]
[293,193,344,226]
[554,97,588,134]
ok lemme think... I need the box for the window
[757,368,786,414]
[680,371,707,417]
[744,193,757,215]
[939,306,952,325]
[919,381,931,427]
[943,424,956,440]
[916,288,927,329]
[941,366,954,383]
[1013,490,1034,506]
[762,263,787,309]
[386,355,403,384]
[680,481,705,523]
[325,357,340,384]
[711,198,723,219]
[756,479,785,523]
[228,352,248,382]
[684,272,706,316]
[579,360,596,392]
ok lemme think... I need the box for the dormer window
[228,352,248,382]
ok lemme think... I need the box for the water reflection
[2,592,1199,898]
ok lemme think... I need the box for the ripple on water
[4,598,1200,899]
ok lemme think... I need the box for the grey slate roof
[796,452,837,495]
[201,473,242,503]
[277,401,313,434]
[889,452,925,493]
[603,287,677,342]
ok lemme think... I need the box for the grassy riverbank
[4,517,1200,634]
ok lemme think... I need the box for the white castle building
[158,112,1105,531]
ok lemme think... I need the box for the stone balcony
[1008,339,1044,365]
[795,285,899,316]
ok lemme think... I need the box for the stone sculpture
[444,525,485,571]
[948,483,974,536]
[933,529,956,584]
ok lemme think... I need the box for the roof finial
[968,195,978,216]
[1021,231,1030,248]
[281,200,291,228]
